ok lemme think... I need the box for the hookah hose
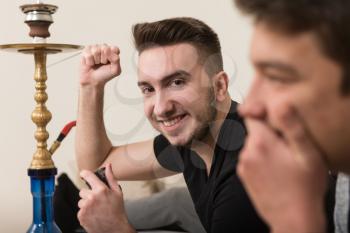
[49,121,76,156]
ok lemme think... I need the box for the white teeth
[163,116,183,127]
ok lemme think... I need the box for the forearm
[75,84,112,171]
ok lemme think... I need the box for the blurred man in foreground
[234,0,350,232]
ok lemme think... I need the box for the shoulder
[216,101,246,151]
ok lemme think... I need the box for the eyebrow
[137,70,191,87]
[255,61,301,77]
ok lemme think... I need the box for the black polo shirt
[154,100,269,233]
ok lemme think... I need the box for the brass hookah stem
[30,51,54,169]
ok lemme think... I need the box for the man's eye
[170,79,185,87]
[141,86,154,94]
[267,75,296,84]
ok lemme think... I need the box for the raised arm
[75,44,177,180]
[75,44,120,171]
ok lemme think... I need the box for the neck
[191,97,231,169]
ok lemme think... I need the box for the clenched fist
[80,44,121,87]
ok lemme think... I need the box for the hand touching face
[238,105,328,233]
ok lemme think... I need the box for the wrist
[117,217,136,233]
[123,224,136,233]
[79,83,105,96]
[78,84,105,112]
[80,80,106,90]
[271,201,326,233]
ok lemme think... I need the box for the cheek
[265,87,303,126]
[292,84,334,123]
[143,99,153,120]
[175,89,201,106]
[268,84,334,146]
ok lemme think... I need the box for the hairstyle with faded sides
[132,17,223,77]
[234,0,350,94]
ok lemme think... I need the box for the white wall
[0,0,253,231]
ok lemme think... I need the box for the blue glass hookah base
[27,168,62,233]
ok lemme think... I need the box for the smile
[160,114,187,128]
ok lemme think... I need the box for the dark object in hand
[85,167,110,189]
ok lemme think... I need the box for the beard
[182,86,217,147]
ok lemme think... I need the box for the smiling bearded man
[75,17,269,233]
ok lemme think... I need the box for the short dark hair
[234,0,350,94]
[132,17,223,77]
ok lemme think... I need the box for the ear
[213,71,229,102]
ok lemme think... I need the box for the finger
[77,209,88,226]
[80,170,107,190]
[80,45,90,67]
[84,45,95,66]
[78,199,88,209]
[108,46,120,63]
[100,45,109,64]
[108,53,120,65]
[91,45,102,64]
[79,188,92,199]
[111,46,120,55]
[83,45,91,55]
[82,51,95,67]
[237,147,266,207]
[244,118,279,153]
[275,105,327,165]
[105,163,122,192]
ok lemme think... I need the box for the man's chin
[165,135,192,147]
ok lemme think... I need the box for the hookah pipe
[50,120,109,188]
[49,120,76,156]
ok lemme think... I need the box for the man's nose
[153,92,174,117]
[239,77,266,119]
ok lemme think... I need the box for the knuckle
[112,46,120,54]
[96,186,108,195]
[79,190,84,198]
[82,50,90,57]
[84,45,91,52]
[85,54,94,61]
[87,194,96,203]
[91,46,100,55]
[78,199,84,208]
[101,46,108,54]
